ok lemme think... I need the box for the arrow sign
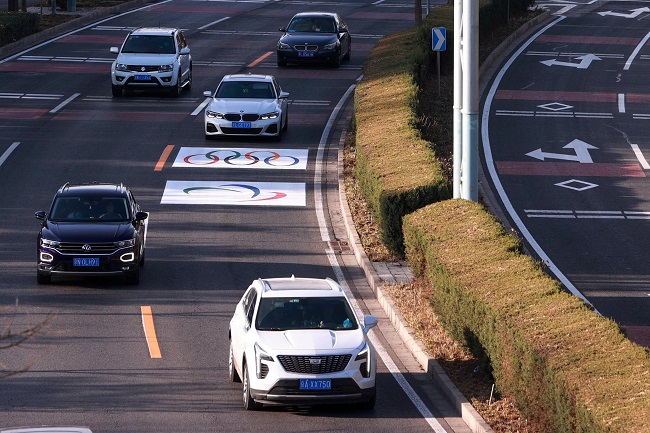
[526,139,598,163]
[540,54,602,69]
[432,27,446,51]
[598,7,650,18]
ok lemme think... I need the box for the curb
[0,0,151,59]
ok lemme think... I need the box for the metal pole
[452,0,463,198]
[461,0,478,201]
[437,51,441,97]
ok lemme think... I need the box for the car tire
[277,57,287,67]
[186,66,192,90]
[344,43,351,61]
[112,85,123,97]
[170,71,182,97]
[331,51,341,68]
[359,387,376,410]
[139,248,145,267]
[229,341,241,383]
[243,363,262,410]
[125,267,140,285]
[282,111,288,132]
[37,271,51,285]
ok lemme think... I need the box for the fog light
[120,252,135,262]
[40,252,53,262]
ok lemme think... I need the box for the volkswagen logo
[82,244,92,252]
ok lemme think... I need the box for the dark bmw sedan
[35,183,148,285]
[277,12,351,67]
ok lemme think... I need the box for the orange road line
[141,306,162,358]
[155,145,175,171]
[248,51,273,68]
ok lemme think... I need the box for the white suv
[110,27,192,97]
[229,276,378,410]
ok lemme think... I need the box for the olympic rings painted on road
[162,181,305,206]
[173,147,308,170]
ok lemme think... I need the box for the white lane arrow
[598,7,650,18]
[526,139,598,163]
[540,54,602,69]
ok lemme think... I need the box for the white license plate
[299,379,331,390]
[74,257,99,267]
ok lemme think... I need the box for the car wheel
[229,341,241,383]
[343,42,351,61]
[170,71,182,97]
[139,247,145,267]
[186,66,192,90]
[282,111,288,132]
[125,266,140,285]
[331,51,341,68]
[112,85,122,97]
[359,386,376,410]
[37,271,51,285]
[243,363,262,410]
[274,122,283,142]
[277,57,287,67]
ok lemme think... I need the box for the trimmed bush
[0,12,40,46]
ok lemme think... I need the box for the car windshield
[49,197,130,222]
[121,34,176,54]
[287,17,336,33]
[215,81,275,99]
[256,297,358,331]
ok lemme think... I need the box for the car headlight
[206,110,224,119]
[260,112,279,120]
[254,342,274,379]
[158,64,174,72]
[277,42,291,50]
[40,238,60,248]
[114,238,136,248]
[355,342,372,378]
[323,42,338,50]
[115,63,128,72]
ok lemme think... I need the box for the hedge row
[403,200,650,432]
[0,12,40,46]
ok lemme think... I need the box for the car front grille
[277,355,352,374]
[125,65,159,72]
[224,114,261,121]
[294,45,318,52]
[221,127,263,135]
[57,242,118,254]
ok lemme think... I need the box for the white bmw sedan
[229,276,378,410]
[203,74,289,141]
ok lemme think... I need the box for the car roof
[221,74,274,82]
[55,183,129,198]
[130,27,178,36]
[292,11,338,18]
[257,277,346,298]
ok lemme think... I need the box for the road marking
[496,161,645,177]
[624,30,650,70]
[161,180,306,206]
[155,145,175,171]
[248,51,272,67]
[598,7,650,18]
[618,93,626,113]
[525,209,650,219]
[191,98,210,116]
[540,53,601,68]
[141,306,162,358]
[0,93,63,100]
[50,93,80,113]
[197,16,230,30]
[526,139,596,163]
[173,147,308,170]
[631,144,650,169]
[0,142,20,167]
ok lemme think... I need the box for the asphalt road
[482,0,650,347]
[0,0,473,432]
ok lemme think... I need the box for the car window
[122,35,176,54]
[50,197,130,221]
[256,297,358,331]
[216,81,274,99]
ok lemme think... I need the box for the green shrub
[0,12,40,46]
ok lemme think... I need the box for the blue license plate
[232,122,251,128]
[74,257,99,267]
[299,379,331,390]
[298,51,314,57]
[134,74,151,81]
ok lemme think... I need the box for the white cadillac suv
[229,276,378,410]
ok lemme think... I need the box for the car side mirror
[279,27,286,32]
[135,211,148,221]
[180,47,190,55]
[203,90,213,98]
[35,211,46,220]
[363,315,378,332]
[110,47,119,54]
[279,91,289,99]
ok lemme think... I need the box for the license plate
[232,122,251,128]
[298,51,314,57]
[299,379,331,390]
[74,257,99,267]
[134,74,151,81]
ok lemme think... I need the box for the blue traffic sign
[432,27,446,51]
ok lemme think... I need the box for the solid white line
[481,15,596,309]
[50,93,80,113]
[197,16,230,30]
[624,30,650,70]
[630,144,650,169]
[0,142,20,167]
[191,97,211,116]
[326,250,447,433]
[618,93,625,113]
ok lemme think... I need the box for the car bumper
[111,71,177,88]
[204,118,281,137]
[250,378,375,406]
[37,247,139,276]
[277,50,338,63]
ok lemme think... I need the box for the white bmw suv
[229,276,378,410]
[110,27,192,97]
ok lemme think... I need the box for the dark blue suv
[35,183,148,285]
